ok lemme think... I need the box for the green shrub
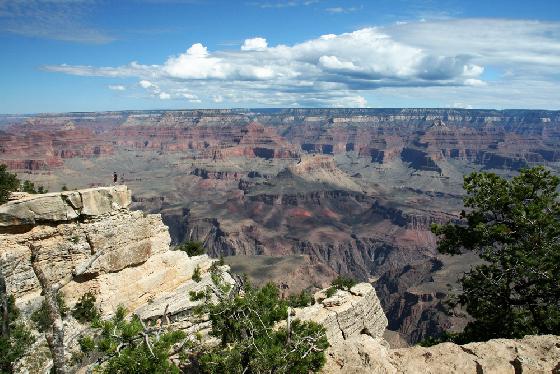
[287,290,315,308]
[21,180,47,194]
[189,290,206,301]
[72,292,100,323]
[0,164,19,204]
[80,306,185,373]
[192,265,202,283]
[175,241,205,256]
[325,287,337,298]
[31,292,68,332]
[331,275,356,291]
[325,275,357,298]
[0,294,35,373]
[78,336,95,353]
[76,273,329,374]
[193,281,329,373]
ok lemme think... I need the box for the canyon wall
[0,187,558,373]
[2,108,560,344]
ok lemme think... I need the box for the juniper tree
[432,166,560,342]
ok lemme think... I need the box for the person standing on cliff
[113,172,118,184]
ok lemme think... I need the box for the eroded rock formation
[0,186,233,372]
[3,108,560,344]
[0,188,558,373]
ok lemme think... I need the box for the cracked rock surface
[1,186,233,372]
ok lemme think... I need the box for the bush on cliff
[79,264,328,373]
[0,164,19,204]
[20,180,48,194]
[175,241,206,257]
[190,281,328,373]
[325,275,357,298]
[77,305,185,373]
[31,292,68,332]
[432,166,560,343]
[72,292,100,323]
[0,293,35,373]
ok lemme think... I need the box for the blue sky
[1,0,559,113]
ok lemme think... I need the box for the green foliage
[325,275,357,297]
[31,291,68,332]
[191,281,328,373]
[189,290,206,302]
[287,290,315,308]
[432,166,560,342]
[21,180,47,194]
[76,265,328,373]
[0,164,19,204]
[325,287,337,298]
[78,335,95,353]
[82,305,185,373]
[417,331,460,347]
[72,292,100,323]
[0,295,35,373]
[61,185,69,191]
[175,241,206,257]
[331,275,356,291]
[192,265,202,283]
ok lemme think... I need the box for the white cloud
[241,37,268,51]
[159,92,171,100]
[108,84,125,91]
[452,102,473,109]
[43,19,560,108]
[139,80,156,89]
[464,78,486,87]
[325,6,359,14]
[163,43,227,79]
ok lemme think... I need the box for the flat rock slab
[0,185,131,227]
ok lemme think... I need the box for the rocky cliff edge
[0,186,558,373]
[0,186,234,371]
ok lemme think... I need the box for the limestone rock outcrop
[322,334,560,374]
[294,283,388,343]
[310,284,560,374]
[0,186,131,228]
[0,186,233,372]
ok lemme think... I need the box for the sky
[1,0,559,113]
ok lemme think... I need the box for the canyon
[1,186,558,373]
[1,108,560,344]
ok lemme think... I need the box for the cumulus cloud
[241,37,268,51]
[43,19,560,108]
[108,84,126,91]
[139,80,156,89]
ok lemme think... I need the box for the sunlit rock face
[0,186,232,324]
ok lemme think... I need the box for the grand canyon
[2,108,559,345]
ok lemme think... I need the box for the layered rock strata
[1,189,559,373]
[0,186,233,371]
